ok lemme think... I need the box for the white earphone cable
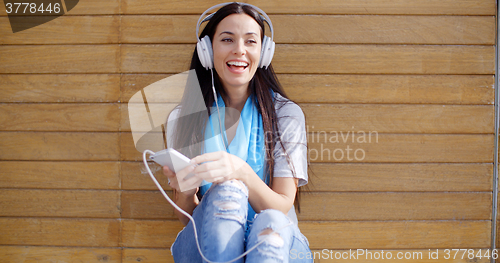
[142,150,292,263]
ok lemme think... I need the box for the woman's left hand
[190,151,252,184]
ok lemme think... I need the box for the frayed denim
[171,180,312,263]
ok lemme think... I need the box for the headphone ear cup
[197,35,214,70]
[259,36,275,68]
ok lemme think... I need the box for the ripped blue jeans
[171,180,313,263]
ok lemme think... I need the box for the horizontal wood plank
[0,16,119,44]
[120,191,491,221]
[0,0,120,15]
[121,161,170,190]
[120,44,495,74]
[123,133,494,163]
[281,74,495,105]
[0,104,121,132]
[120,74,495,105]
[0,189,120,218]
[120,0,496,15]
[0,74,120,103]
[273,45,495,74]
[301,221,490,249]
[307,134,493,163]
[121,15,495,45]
[302,104,493,134]
[120,220,490,249]
[122,104,494,134]
[307,163,492,192]
[0,218,120,247]
[122,191,176,219]
[0,161,120,189]
[298,192,491,221]
[0,132,119,161]
[0,45,120,73]
[0,246,121,263]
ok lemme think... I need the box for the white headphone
[196,2,275,70]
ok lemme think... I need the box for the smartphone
[150,148,192,174]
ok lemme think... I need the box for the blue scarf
[200,94,266,222]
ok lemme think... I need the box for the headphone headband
[195,2,274,41]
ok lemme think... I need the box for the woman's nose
[233,40,246,55]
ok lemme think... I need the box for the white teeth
[227,61,249,67]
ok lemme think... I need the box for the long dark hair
[171,2,303,211]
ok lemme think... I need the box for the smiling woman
[162,2,312,263]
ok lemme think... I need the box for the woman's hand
[190,151,253,184]
[163,165,201,197]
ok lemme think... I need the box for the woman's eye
[247,39,257,44]
[222,38,232,42]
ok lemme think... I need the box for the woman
[164,2,312,262]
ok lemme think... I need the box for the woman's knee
[204,180,249,225]
[253,209,289,225]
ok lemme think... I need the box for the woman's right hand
[163,165,200,197]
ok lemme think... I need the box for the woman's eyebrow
[219,31,258,36]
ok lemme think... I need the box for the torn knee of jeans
[217,190,242,199]
[220,179,248,195]
[256,229,285,261]
[257,228,284,248]
[213,200,241,210]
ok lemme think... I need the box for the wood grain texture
[302,104,494,134]
[273,45,495,74]
[0,218,120,247]
[120,133,495,163]
[0,132,119,161]
[307,163,492,192]
[121,219,184,248]
[0,0,120,15]
[298,192,491,221]
[119,44,495,74]
[281,74,495,105]
[120,191,491,221]
[307,134,494,163]
[0,246,121,263]
[120,74,495,105]
[0,74,120,103]
[120,0,496,15]
[0,161,120,189]
[120,44,193,73]
[120,15,495,45]
[121,161,170,190]
[121,74,172,103]
[121,191,176,219]
[0,104,121,132]
[120,220,490,249]
[0,45,120,73]
[300,221,490,249]
[0,189,120,218]
[123,248,173,263]
[0,16,119,44]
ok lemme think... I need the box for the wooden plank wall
[0,0,497,262]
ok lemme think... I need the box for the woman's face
[212,13,262,93]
